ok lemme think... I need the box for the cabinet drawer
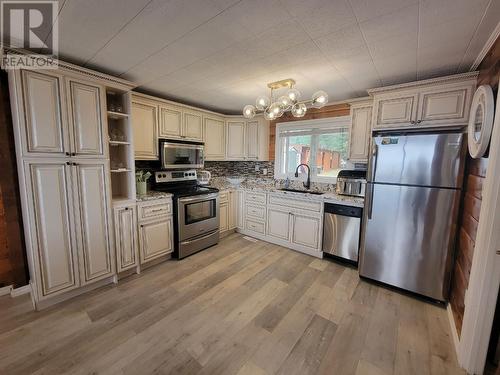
[245,204,266,220]
[219,191,229,203]
[268,195,322,212]
[245,191,266,205]
[138,200,171,221]
[246,219,265,234]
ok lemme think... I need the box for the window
[275,117,353,182]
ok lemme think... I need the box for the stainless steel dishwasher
[322,203,363,262]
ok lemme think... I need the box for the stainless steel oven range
[154,170,219,259]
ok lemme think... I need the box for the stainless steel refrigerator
[359,131,466,302]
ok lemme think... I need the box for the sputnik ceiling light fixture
[243,78,328,120]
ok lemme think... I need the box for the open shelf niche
[106,89,136,203]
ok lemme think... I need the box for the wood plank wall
[449,35,500,335]
[268,103,350,160]
[0,71,28,288]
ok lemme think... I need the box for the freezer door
[360,183,461,301]
[369,133,466,188]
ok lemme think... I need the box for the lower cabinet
[139,217,173,263]
[114,204,139,273]
[266,208,291,241]
[25,160,114,301]
[220,201,229,233]
[219,190,237,236]
[290,212,321,250]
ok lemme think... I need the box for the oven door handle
[178,193,219,203]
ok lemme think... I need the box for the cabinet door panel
[22,70,67,154]
[228,191,237,230]
[349,106,371,161]
[220,202,229,233]
[115,206,138,272]
[246,121,259,160]
[131,99,158,160]
[68,80,105,156]
[266,208,290,241]
[419,88,467,123]
[291,213,320,250]
[159,105,182,138]
[374,94,417,128]
[139,218,173,263]
[184,111,203,141]
[27,163,77,297]
[226,121,246,159]
[204,117,226,160]
[74,163,113,283]
[237,190,244,229]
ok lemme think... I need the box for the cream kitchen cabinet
[204,115,226,160]
[228,190,237,230]
[226,121,246,160]
[219,190,237,236]
[246,120,259,160]
[113,203,139,273]
[19,70,107,158]
[159,104,203,142]
[370,72,477,130]
[139,217,173,263]
[219,201,229,233]
[159,104,182,138]
[183,110,203,141]
[137,198,174,264]
[349,102,372,161]
[73,162,113,284]
[266,207,291,241]
[131,95,159,160]
[25,161,79,298]
[236,190,245,230]
[24,160,114,299]
[290,212,321,250]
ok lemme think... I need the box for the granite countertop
[209,177,364,207]
[136,190,173,202]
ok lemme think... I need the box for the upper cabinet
[67,79,106,157]
[246,120,259,160]
[158,103,204,142]
[349,101,372,162]
[131,95,158,160]
[226,120,246,160]
[370,73,477,130]
[204,115,226,160]
[21,70,67,155]
[19,71,107,158]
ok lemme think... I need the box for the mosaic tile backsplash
[204,161,275,179]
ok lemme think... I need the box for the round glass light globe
[278,95,293,109]
[291,103,307,117]
[286,88,301,102]
[264,108,276,121]
[243,105,256,119]
[255,95,270,110]
[269,102,283,116]
[312,90,328,108]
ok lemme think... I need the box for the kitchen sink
[278,188,324,195]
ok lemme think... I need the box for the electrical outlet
[254,164,260,171]
[262,168,268,175]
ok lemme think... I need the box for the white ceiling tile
[359,3,418,44]
[88,0,224,75]
[53,0,151,64]
[349,0,418,22]
[367,32,417,61]
[315,24,366,58]
[281,0,357,38]
[419,0,490,27]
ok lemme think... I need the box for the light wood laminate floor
[0,234,464,375]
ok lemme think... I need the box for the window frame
[273,116,351,184]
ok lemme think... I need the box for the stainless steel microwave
[160,140,204,169]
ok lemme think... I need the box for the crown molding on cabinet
[470,20,500,71]
[367,71,479,95]
[3,47,136,91]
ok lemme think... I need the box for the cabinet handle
[150,208,164,212]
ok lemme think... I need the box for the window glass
[316,131,352,178]
[284,135,312,175]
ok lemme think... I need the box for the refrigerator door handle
[368,141,378,182]
[366,183,374,220]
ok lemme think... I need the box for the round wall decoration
[468,84,494,158]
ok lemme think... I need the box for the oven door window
[184,199,216,224]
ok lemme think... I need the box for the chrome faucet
[295,163,311,190]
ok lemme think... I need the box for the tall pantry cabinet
[8,66,134,309]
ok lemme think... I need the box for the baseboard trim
[10,284,31,297]
[0,285,13,296]
[447,304,461,363]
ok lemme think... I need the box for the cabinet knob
[66,161,70,165]
[72,152,76,156]
[416,120,422,124]
[125,207,129,210]
[65,152,70,156]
